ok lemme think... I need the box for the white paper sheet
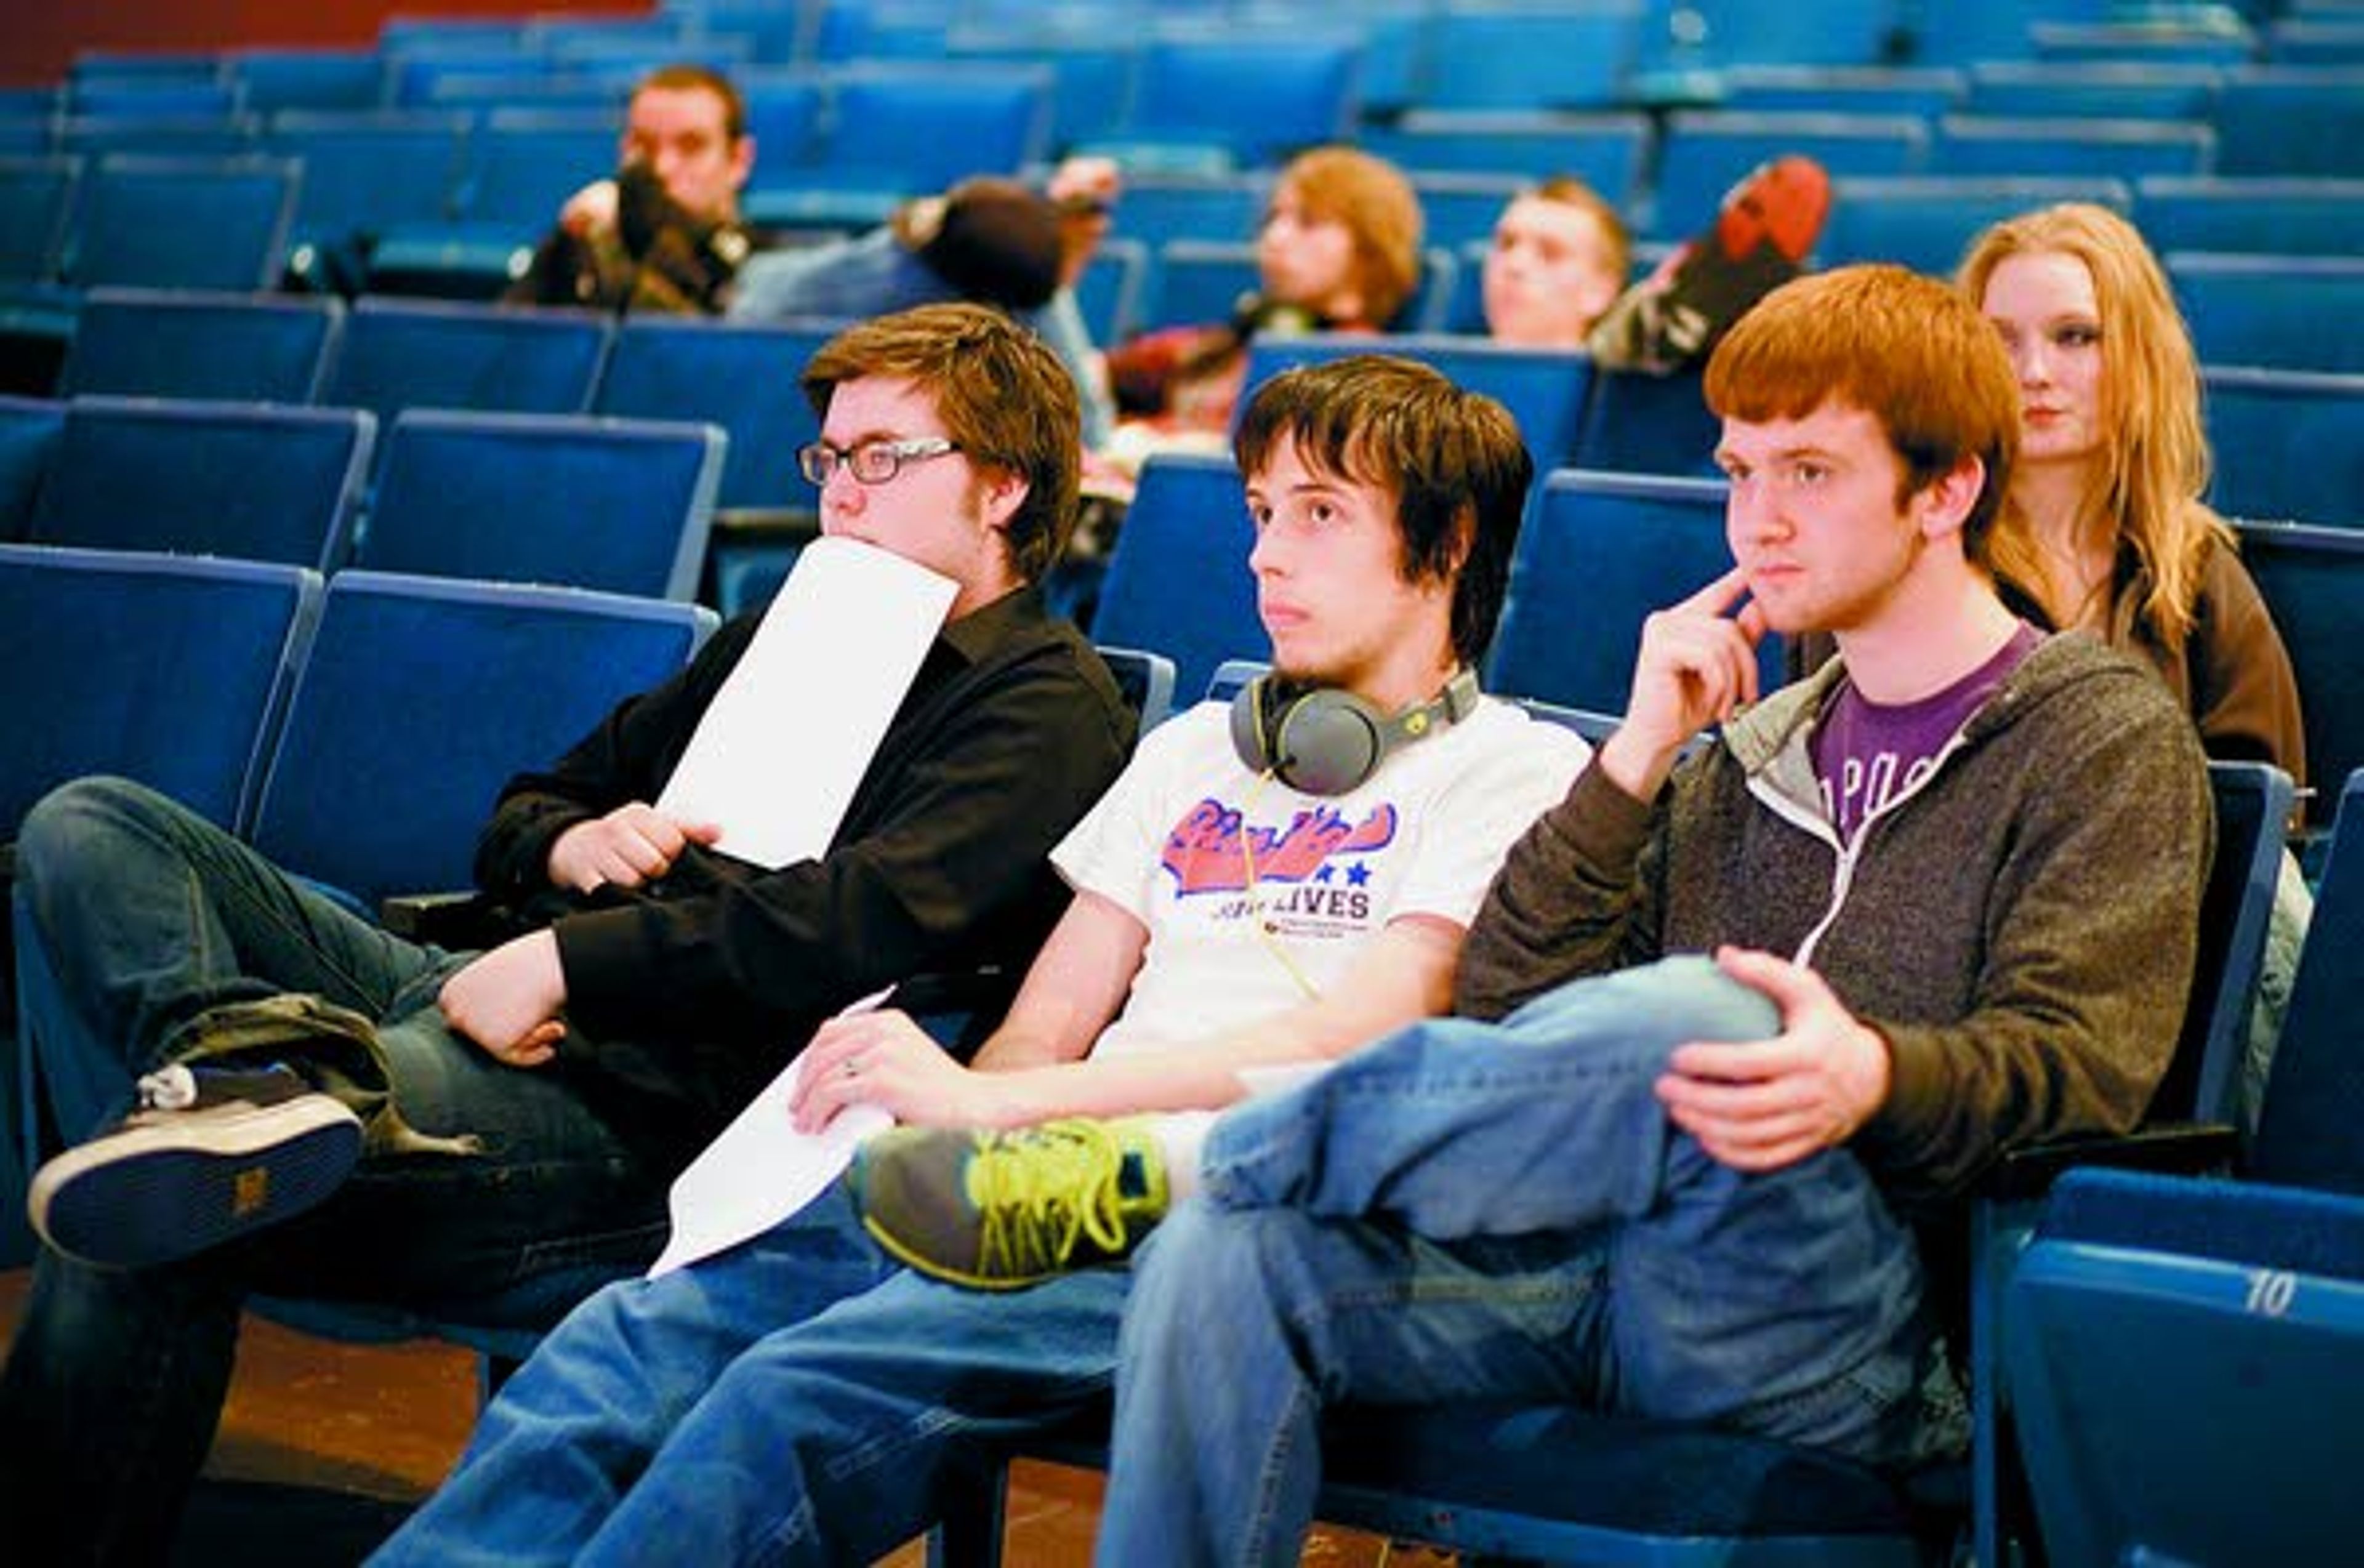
[646,989,899,1279]
[656,535,956,870]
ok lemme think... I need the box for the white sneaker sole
[28,1095,363,1270]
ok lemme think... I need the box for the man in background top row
[507,62,1120,442]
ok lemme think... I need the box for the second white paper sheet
[657,535,956,870]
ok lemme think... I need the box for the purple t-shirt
[1810,624,2043,845]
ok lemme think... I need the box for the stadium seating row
[0,390,721,601]
[18,289,2363,539]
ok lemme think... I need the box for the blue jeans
[1097,956,1965,1567]
[372,1197,1128,1567]
[0,778,673,1564]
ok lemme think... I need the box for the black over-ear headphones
[1230,669,1482,796]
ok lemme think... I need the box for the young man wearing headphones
[368,355,1587,1564]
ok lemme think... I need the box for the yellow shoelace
[967,1120,1135,1280]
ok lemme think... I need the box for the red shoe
[1588,155,1833,374]
[1711,153,1832,269]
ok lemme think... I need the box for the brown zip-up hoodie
[1455,632,2213,1215]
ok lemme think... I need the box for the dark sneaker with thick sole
[28,1061,362,1270]
[848,1116,1169,1290]
[1590,154,1833,372]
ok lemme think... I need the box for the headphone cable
[1237,768,1324,1003]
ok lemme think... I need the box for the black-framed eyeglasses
[796,436,961,487]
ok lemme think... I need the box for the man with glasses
[0,303,1135,1565]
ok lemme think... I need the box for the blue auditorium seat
[1093,645,1178,734]
[1649,111,1927,236]
[810,63,1053,195]
[0,542,319,843]
[1110,31,1361,170]
[365,106,620,296]
[262,110,470,275]
[1074,237,1146,347]
[1240,334,1594,469]
[26,395,372,571]
[1484,468,1780,714]
[1358,110,1652,201]
[1819,176,2133,273]
[65,153,299,291]
[244,569,715,910]
[451,106,621,228]
[0,155,79,283]
[2030,18,2260,67]
[734,70,826,183]
[2203,365,2364,528]
[66,81,244,121]
[1569,365,1725,478]
[54,114,256,159]
[2006,766,2364,1568]
[318,296,613,441]
[2210,66,2364,177]
[1089,452,1260,704]
[1143,241,1454,337]
[1963,60,2224,121]
[1409,171,1528,251]
[2171,252,2364,373]
[1634,0,1897,71]
[2266,17,2364,65]
[381,44,549,111]
[1928,115,2216,180]
[592,314,842,512]
[1417,3,1645,111]
[223,47,387,115]
[2236,520,2364,832]
[0,395,63,541]
[57,286,344,403]
[941,33,1135,153]
[355,408,723,600]
[1104,169,1269,254]
[1718,64,1969,118]
[2135,175,2364,257]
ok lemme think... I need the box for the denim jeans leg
[371,1184,903,1568]
[569,1265,1135,1568]
[1186,955,1950,1469]
[14,775,448,1144]
[0,1252,243,1567]
[1099,1203,1615,1568]
[1201,954,1778,1235]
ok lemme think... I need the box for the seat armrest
[1982,1122,2240,1203]
[380,889,510,948]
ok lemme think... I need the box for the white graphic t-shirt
[1055,696,1589,1059]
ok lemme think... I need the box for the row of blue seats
[0,547,716,909]
[0,392,722,601]
[14,293,832,514]
[23,286,2364,526]
[50,1,2360,153]
[1093,456,2364,832]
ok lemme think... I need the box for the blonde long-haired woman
[1963,200,2308,1132]
[1960,200,2304,778]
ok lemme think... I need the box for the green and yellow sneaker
[848,1117,1170,1290]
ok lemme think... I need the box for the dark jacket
[1456,633,2213,1213]
[473,584,1135,1140]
